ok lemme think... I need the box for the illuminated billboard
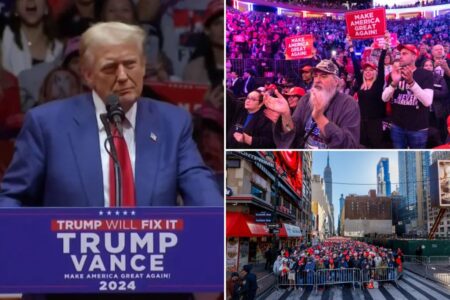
[430,160,450,207]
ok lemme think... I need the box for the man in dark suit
[0,22,222,208]
[242,69,256,96]
[229,71,244,98]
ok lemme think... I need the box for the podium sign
[0,207,223,293]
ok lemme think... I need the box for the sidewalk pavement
[252,263,277,297]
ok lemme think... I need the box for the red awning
[227,212,270,237]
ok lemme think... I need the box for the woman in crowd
[227,90,275,148]
[183,0,223,87]
[348,33,389,148]
[1,0,63,76]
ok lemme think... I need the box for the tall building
[428,152,450,238]
[338,194,345,235]
[311,175,333,240]
[324,153,333,207]
[302,152,313,239]
[377,158,391,196]
[398,152,430,236]
[323,153,334,234]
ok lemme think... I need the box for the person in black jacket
[348,33,389,148]
[227,90,275,148]
[240,265,258,300]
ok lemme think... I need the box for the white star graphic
[123,211,128,216]
[115,211,120,216]
[107,211,112,216]
[131,211,136,216]
[99,211,103,216]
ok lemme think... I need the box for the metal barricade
[276,270,315,290]
[428,256,450,266]
[361,267,399,287]
[315,268,361,292]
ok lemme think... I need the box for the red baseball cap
[285,87,306,97]
[397,44,419,56]
[301,65,313,72]
[362,62,377,71]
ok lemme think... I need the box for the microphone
[106,94,125,137]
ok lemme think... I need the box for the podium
[0,207,223,294]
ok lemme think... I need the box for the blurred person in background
[183,0,223,86]
[37,66,82,105]
[422,59,449,145]
[1,0,63,76]
[56,0,94,40]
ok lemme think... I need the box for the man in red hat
[382,44,434,148]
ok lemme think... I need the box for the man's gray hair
[80,22,147,66]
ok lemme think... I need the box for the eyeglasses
[313,73,331,79]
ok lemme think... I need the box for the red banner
[345,8,386,40]
[373,33,398,49]
[144,81,208,113]
[285,34,314,60]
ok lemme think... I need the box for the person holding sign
[382,44,434,149]
[347,32,390,148]
[265,60,360,149]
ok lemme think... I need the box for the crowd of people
[226,8,450,149]
[276,238,401,289]
[264,0,371,10]
[226,238,404,299]
[0,0,224,184]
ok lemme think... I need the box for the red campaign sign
[144,81,208,113]
[373,33,398,49]
[345,7,386,40]
[285,34,314,60]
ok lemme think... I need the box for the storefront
[226,211,271,273]
[278,222,303,249]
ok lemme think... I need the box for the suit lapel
[69,94,103,207]
[135,99,160,206]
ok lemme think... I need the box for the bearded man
[264,60,360,148]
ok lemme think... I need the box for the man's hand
[346,35,353,49]
[436,59,450,72]
[263,90,290,116]
[401,65,414,85]
[383,31,391,50]
[390,67,402,85]
[243,133,252,145]
[310,89,327,121]
[264,108,281,123]
[233,132,244,143]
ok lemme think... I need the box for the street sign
[255,218,272,223]
[255,212,272,218]
[267,224,281,229]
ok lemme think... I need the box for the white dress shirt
[93,91,136,207]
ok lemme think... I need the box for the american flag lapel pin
[150,132,157,142]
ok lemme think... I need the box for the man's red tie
[109,126,135,207]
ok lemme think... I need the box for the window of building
[251,184,266,200]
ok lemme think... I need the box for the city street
[258,270,450,300]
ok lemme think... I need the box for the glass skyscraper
[377,158,391,196]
